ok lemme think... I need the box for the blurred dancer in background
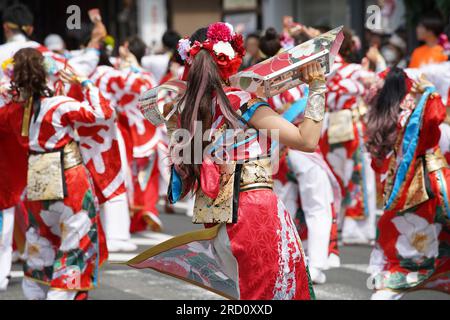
[322,28,379,246]
[141,30,181,84]
[0,3,107,293]
[366,68,450,300]
[260,26,342,285]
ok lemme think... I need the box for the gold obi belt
[193,158,274,224]
[27,141,83,202]
[239,158,274,192]
[425,148,448,173]
[327,104,367,145]
[385,148,449,212]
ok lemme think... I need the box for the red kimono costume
[369,87,450,295]
[128,87,315,300]
[116,67,162,232]
[90,65,162,232]
[0,87,112,292]
[0,37,104,222]
[322,55,377,244]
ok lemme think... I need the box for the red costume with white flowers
[0,86,112,292]
[368,79,450,297]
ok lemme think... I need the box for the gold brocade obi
[193,158,273,224]
[327,102,368,145]
[27,141,83,202]
[239,158,273,192]
[63,141,83,170]
[384,148,449,212]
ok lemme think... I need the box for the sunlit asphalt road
[1,208,449,300]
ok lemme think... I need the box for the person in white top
[0,5,102,80]
[141,30,181,84]
[44,34,68,57]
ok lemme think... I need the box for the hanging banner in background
[138,0,167,52]
[379,0,405,34]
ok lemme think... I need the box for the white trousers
[0,207,14,289]
[288,151,333,270]
[100,193,131,241]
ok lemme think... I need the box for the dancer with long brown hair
[129,22,327,300]
[366,67,450,299]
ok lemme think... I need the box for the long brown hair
[10,48,53,101]
[366,67,408,159]
[175,28,240,195]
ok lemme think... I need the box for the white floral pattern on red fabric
[25,227,55,269]
[40,202,92,252]
[392,213,441,262]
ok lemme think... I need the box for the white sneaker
[22,278,47,300]
[328,253,341,269]
[371,289,404,300]
[342,236,370,246]
[0,278,9,291]
[107,240,123,253]
[107,240,137,252]
[309,267,327,285]
[118,240,137,252]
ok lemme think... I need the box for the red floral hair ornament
[178,22,246,81]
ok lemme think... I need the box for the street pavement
[1,206,449,300]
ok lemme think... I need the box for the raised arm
[248,62,327,152]
[59,69,114,124]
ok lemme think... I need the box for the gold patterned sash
[27,141,83,202]
[384,148,449,212]
[193,158,274,224]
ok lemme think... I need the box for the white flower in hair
[213,41,236,59]
[177,38,191,62]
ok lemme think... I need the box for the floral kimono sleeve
[416,93,446,154]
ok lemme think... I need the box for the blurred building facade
[138,0,406,50]
[0,0,445,53]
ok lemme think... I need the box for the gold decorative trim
[240,183,273,192]
[126,225,221,266]
[402,158,430,211]
[63,141,83,170]
[21,96,33,137]
[425,149,449,173]
[246,97,266,109]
